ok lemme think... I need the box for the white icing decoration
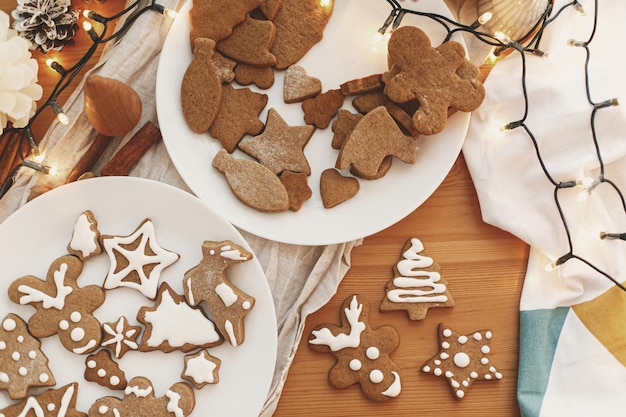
[12,351,20,361]
[456,390,465,398]
[473,332,482,341]
[454,352,471,368]
[165,389,186,417]
[0,341,5,349]
[443,328,452,337]
[486,331,492,339]
[349,359,362,371]
[70,311,82,322]
[59,320,69,330]
[442,341,450,349]
[366,346,380,360]
[224,320,238,347]
[102,220,179,299]
[69,213,99,258]
[0,372,9,383]
[97,369,106,377]
[309,295,366,351]
[39,373,49,383]
[18,367,27,376]
[142,286,221,348]
[72,339,97,354]
[458,335,468,344]
[87,360,96,368]
[369,369,384,384]
[470,371,478,378]
[125,384,153,397]
[242,301,251,310]
[184,351,219,385]
[18,263,73,310]
[46,403,55,411]
[215,282,238,307]
[485,374,492,380]
[29,350,36,359]
[12,383,75,417]
[186,279,195,305]
[220,244,248,261]
[386,238,448,304]
[481,345,491,354]
[17,335,24,343]
[101,317,139,358]
[434,368,442,376]
[481,357,489,365]
[110,376,120,386]
[381,371,401,397]
[440,352,449,360]
[422,365,430,373]
[99,405,109,414]
[70,327,85,342]
[445,371,454,378]
[2,318,16,331]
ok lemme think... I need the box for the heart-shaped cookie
[283,64,322,103]
[320,168,359,208]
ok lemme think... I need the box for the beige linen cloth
[0,1,360,415]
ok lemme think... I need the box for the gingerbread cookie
[270,0,334,69]
[234,63,275,89]
[352,90,389,114]
[137,282,223,353]
[380,238,455,320]
[308,294,402,402]
[239,108,315,175]
[67,210,101,261]
[421,323,503,400]
[101,218,179,300]
[331,109,362,150]
[101,316,141,359]
[340,74,384,96]
[280,170,312,211]
[336,106,416,178]
[181,37,222,134]
[258,0,282,20]
[302,88,344,129]
[0,313,56,399]
[88,376,195,417]
[209,84,268,153]
[212,51,237,83]
[217,15,277,67]
[85,350,127,390]
[213,149,290,213]
[183,240,255,347]
[8,254,105,355]
[283,64,322,104]
[181,349,222,388]
[383,26,485,135]
[320,168,359,208]
[189,0,261,45]
[0,382,85,417]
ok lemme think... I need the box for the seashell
[477,0,551,41]
[84,75,142,137]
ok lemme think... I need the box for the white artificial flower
[0,10,43,134]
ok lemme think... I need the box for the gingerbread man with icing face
[8,254,105,355]
[309,294,402,402]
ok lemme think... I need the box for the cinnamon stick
[65,133,111,183]
[100,121,161,176]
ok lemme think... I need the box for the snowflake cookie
[308,294,402,402]
[421,323,503,400]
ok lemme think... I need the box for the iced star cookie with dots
[421,323,503,400]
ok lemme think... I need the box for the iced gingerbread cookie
[88,376,195,417]
[181,349,222,388]
[0,313,56,399]
[421,323,503,400]
[380,237,455,320]
[183,240,255,347]
[101,316,141,359]
[308,294,402,402]
[137,282,223,353]
[101,218,179,300]
[0,382,85,417]
[8,255,105,355]
[85,350,127,390]
[67,210,101,261]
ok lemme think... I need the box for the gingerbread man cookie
[183,240,255,347]
[308,294,402,402]
[383,25,485,135]
[88,376,195,417]
[8,255,105,355]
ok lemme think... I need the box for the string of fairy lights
[0,0,176,197]
[380,0,626,290]
[0,0,623,289]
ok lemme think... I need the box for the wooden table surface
[0,0,529,415]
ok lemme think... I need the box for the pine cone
[11,0,80,53]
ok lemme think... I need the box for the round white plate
[156,0,469,245]
[0,177,277,417]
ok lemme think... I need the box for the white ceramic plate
[0,177,277,417]
[156,0,469,245]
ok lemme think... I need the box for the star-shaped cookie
[421,323,503,400]
[182,350,222,388]
[101,316,141,359]
[239,108,315,175]
[101,219,179,300]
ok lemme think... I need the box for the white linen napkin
[463,0,626,415]
[0,1,360,415]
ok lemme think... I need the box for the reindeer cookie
[183,240,255,347]
[308,294,402,402]
[8,255,105,355]
[88,376,195,417]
